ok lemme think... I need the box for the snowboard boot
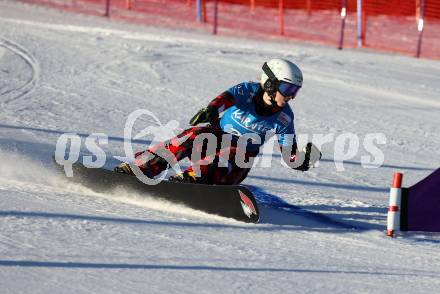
[168,170,198,184]
[114,162,134,176]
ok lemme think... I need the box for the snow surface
[1,0,440,293]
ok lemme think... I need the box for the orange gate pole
[279,0,284,35]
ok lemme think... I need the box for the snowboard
[53,159,259,223]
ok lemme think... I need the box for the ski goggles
[278,81,301,98]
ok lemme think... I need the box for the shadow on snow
[1,259,439,277]
[0,210,352,233]
[249,186,383,230]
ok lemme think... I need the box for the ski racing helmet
[261,58,303,101]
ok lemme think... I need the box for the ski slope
[1,0,440,292]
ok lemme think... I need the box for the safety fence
[19,0,440,59]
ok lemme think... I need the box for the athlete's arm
[277,120,321,171]
[189,91,236,126]
[190,80,246,127]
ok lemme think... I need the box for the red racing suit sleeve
[207,91,237,114]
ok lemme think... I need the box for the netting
[19,0,440,59]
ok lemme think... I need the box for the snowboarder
[115,58,321,185]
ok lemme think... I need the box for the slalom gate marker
[386,169,440,237]
[387,172,403,237]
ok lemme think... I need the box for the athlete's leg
[132,126,225,178]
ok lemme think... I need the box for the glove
[294,142,322,171]
[189,106,218,126]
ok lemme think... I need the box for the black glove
[294,142,322,171]
[189,106,218,126]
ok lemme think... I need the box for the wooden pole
[416,0,425,58]
[357,0,364,47]
[105,0,110,17]
[196,0,202,22]
[338,0,347,50]
[213,0,219,35]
